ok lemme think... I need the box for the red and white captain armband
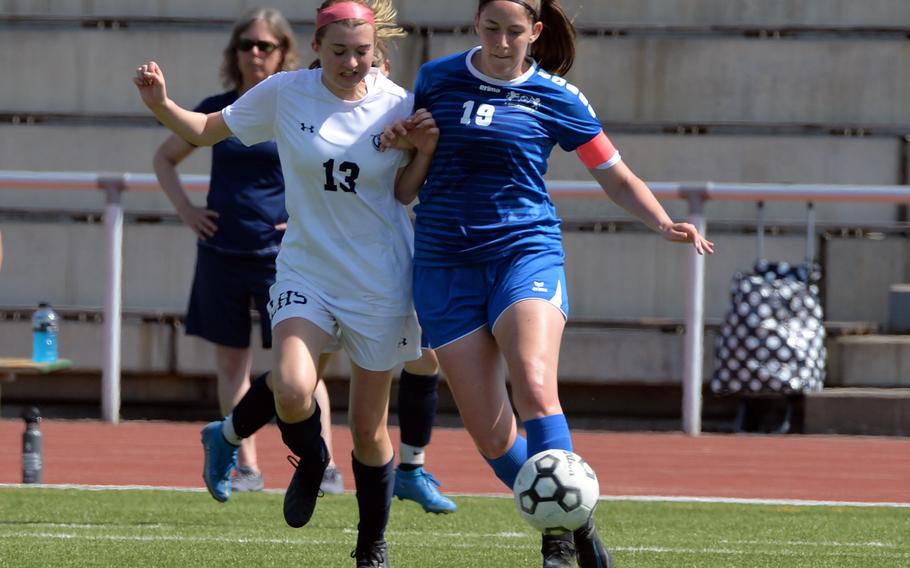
[576,132,621,170]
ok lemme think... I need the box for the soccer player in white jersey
[134,1,438,566]
[382,1,714,567]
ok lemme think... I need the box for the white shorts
[268,278,421,372]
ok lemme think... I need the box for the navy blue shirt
[413,49,604,266]
[194,91,287,255]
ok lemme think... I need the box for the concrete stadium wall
[0,27,428,115]
[3,24,909,124]
[2,125,901,187]
[0,124,900,224]
[1,2,908,391]
[3,221,905,328]
[0,222,196,310]
[3,1,909,27]
[426,34,910,125]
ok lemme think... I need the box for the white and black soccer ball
[513,449,600,535]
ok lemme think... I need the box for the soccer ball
[513,449,600,535]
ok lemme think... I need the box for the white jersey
[223,68,415,316]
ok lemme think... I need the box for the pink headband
[316,2,376,31]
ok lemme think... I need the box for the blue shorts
[185,244,276,349]
[413,249,569,349]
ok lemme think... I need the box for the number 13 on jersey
[461,101,496,127]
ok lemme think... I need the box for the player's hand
[661,222,715,255]
[380,109,438,155]
[275,222,287,232]
[380,119,415,152]
[133,61,168,109]
[402,109,439,157]
[178,206,219,239]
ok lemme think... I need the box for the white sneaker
[320,465,344,494]
[231,465,264,492]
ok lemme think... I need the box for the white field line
[1,483,908,509]
[0,531,907,560]
[6,525,896,551]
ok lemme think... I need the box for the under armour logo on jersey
[300,123,315,133]
[371,133,382,151]
[397,337,408,348]
[532,281,549,293]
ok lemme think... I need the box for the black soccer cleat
[282,437,330,528]
[574,517,615,568]
[542,532,576,568]
[351,539,389,568]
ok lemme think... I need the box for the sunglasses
[237,39,280,54]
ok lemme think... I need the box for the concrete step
[804,387,910,435]
[828,335,910,387]
[0,124,901,191]
[2,27,909,125]
[2,220,907,326]
[426,34,910,125]
[2,0,908,28]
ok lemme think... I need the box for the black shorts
[184,244,277,349]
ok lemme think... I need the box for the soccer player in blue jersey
[384,1,714,566]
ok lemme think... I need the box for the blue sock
[484,435,528,490]
[524,414,573,457]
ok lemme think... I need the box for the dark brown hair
[220,8,300,90]
[478,0,576,76]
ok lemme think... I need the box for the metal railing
[3,170,910,432]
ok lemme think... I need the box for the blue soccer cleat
[201,421,238,502]
[393,466,457,514]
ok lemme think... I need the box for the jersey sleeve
[396,92,417,169]
[413,64,431,111]
[549,82,620,168]
[222,72,282,146]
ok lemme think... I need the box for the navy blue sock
[397,370,439,471]
[352,454,394,545]
[276,402,322,458]
[232,371,276,439]
[524,414,573,457]
[484,435,528,489]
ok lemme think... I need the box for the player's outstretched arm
[133,61,231,147]
[590,161,715,255]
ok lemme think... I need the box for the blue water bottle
[31,302,59,363]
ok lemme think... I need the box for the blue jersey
[413,47,605,266]
[194,91,288,256]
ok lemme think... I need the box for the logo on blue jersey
[532,280,549,293]
[505,91,541,113]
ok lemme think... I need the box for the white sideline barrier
[2,170,910,433]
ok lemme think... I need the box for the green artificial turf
[0,487,906,567]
